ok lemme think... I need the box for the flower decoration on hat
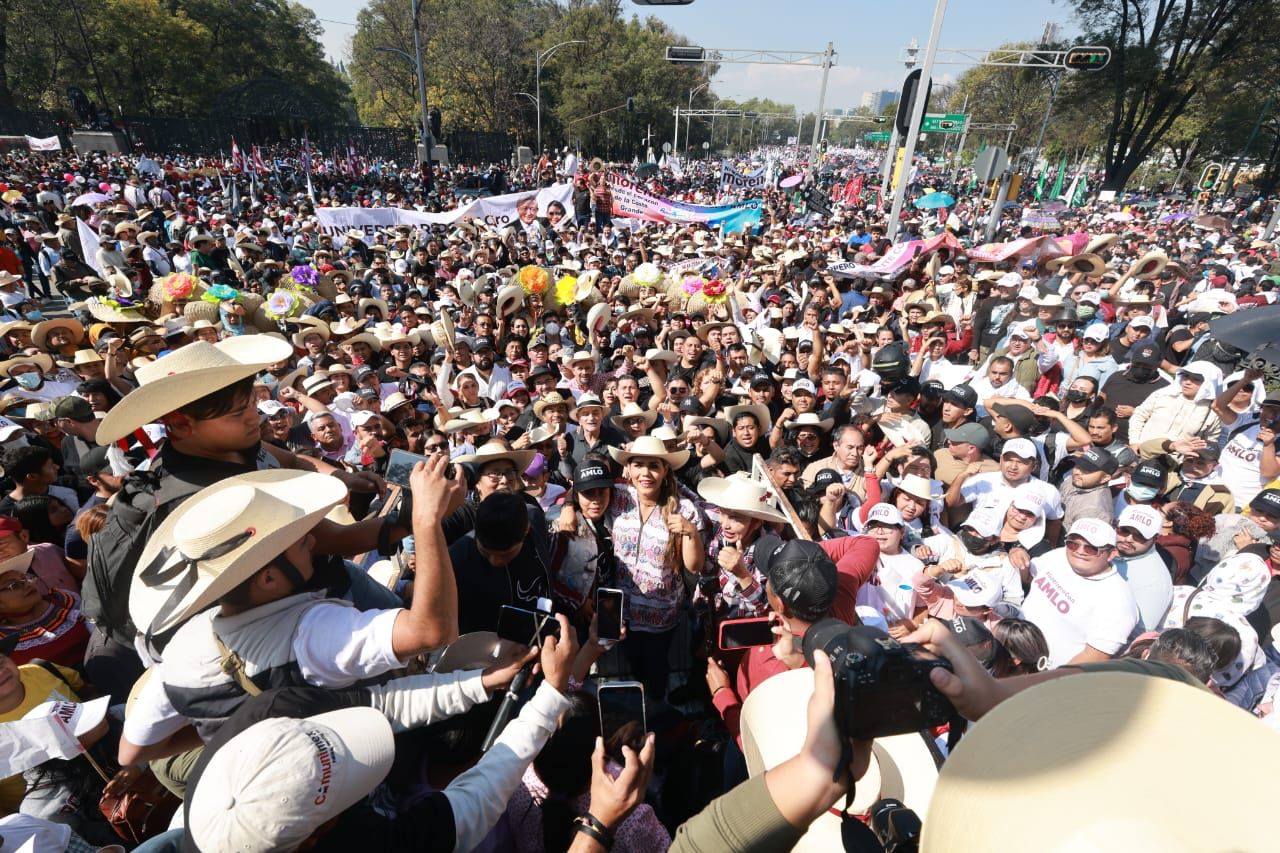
[264,289,301,321]
[288,264,319,290]
[554,274,577,307]
[702,278,727,303]
[201,283,239,305]
[517,265,549,297]
[160,272,198,301]
[681,274,706,296]
[633,262,661,287]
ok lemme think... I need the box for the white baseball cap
[866,503,904,528]
[962,507,1003,539]
[791,378,817,396]
[1129,315,1155,329]
[997,272,1023,289]
[946,569,1002,608]
[256,400,288,419]
[1068,518,1116,549]
[188,707,395,852]
[1082,324,1109,342]
[1002,437,1038,460]
[22,695,110,738]
[1017,286,1039,301]
[1117,504,1163,540]
[349,409,379,428]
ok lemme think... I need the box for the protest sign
[315,183,575,238]
[606,172,761,233]
[720,160,767,192]
[24,136,60,152]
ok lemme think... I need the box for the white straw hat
[129,470,347,636]
[188,707,396,852]
[697,472,789,523]
[97,336,292,445]
[609,434,690,469]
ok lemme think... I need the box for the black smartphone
[717,617,777,651]
[386,448,432,488]
[496,605,541,647]
[596,588,624,643]
[598,681,646,760]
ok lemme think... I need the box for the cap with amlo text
[942,385,978,409]
[791,378,817,396]
[946,569,1002,609]
[573,461,615,492]
[1067,518,1116,548]
[1074,447,1118,475]
[1129,343,1161,366]
[1117,504,1163,540]
[1250,488,1280,518]
[1001,437,1038,461]
[812,468,842,491]
[961,507,1003,539]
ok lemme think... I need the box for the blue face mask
[13,372,41,390]
[23,310,43,322]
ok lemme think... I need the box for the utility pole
[806,42,834,179]
[888,0,948,238]
[881,40,918,206]
[1173,137,1198,190]
[411,0,431,163]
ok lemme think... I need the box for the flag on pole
[1034,168,1046,201]
[1049,155,1067,200]
[230,137,243,172]
[251,145,267,174]
[302,133,315,201]
[1070,174,1088,208]
[346,142,357,178]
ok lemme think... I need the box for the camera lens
[800,617,852,668]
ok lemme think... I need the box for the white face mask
[545,321,561,336]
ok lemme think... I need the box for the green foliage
[0,0,352,118]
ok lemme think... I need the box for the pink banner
[829,232,963,280]
[969,232,1086,263]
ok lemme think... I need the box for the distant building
[861,90,896,113]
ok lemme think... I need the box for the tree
[1065,0,1274,191]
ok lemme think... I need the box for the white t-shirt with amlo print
[1023,548,1139,668]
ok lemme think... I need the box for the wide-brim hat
[892,473,935,503]
[129,469,348,636]
[1084,233,1120,254]
[881,417,933,448]
[642,348,678,365]
[431,631,506,674]
[98,336,292,444]
[921,671,1280,852]
[724,403,772,431]
[290,324,329,349]
[684,414,730,442]
[455,442,535,471]
[697,473,789,523]
[741,668,938,836]
[85,296,147,323]
[430,312,455,350]
[533,391,571,422]
[782,412,834,432]
[0,320,31,339]
[695,321,735,344]
[441,408,496,433]
[496,284,525,317]
[617,307,655,329]
[569,393,607,422]
[0,353,53,378]
[609,434,689,469]
[1127,249,1169,280]
[357,297,390,319]
[585,303,611,335]
[610,402,659,433]
[341,332,383,353]
[372,324,419,349]
[527,422,561,444]
[1047,253,1107,277]
[30,318,85,351]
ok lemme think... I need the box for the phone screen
[385,448,432,488]
[596,588,624,642]
[598,682,646,760]
[718,618,777,650]
[496,606,541,647]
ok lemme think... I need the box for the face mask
[14,372,41,390]
[960,530,995,554]
[935,283,954,299]
[1077,306,1096,319]
[545,321,560,336]
[1127,484,1159,502]
[23,310,42,322]
[1065,389,1090,404]
[1129,366,1157,383]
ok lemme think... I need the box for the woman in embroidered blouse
[0,548,89,667]
[607,436,705,701]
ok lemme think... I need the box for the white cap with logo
[1068,518,1117,549]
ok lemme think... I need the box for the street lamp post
[887,0,948,238]
[679,81,709,155]
[536,39,586,155]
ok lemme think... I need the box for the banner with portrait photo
[314,183,575,239]
[606,171,761,233]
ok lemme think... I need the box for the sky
[299,0,1075,111]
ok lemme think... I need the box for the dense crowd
[0,142,1274,852]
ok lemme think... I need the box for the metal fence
[448,130,514,165]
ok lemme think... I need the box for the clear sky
[300,0,1076,110]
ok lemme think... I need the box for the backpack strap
[211,631,262,698]
[33,658,71,690]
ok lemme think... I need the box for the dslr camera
[802,619,955,741]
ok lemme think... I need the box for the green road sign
[864,131,891,143]
[920,114,966,133]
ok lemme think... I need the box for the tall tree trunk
[0,4,15,110]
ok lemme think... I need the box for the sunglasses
[424,442,449,453]
[1065,537,1105,556]
[1116,526,1150,541]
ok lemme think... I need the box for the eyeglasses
[1116,527,1149,541]
[1179,373,1204,383]
[0,575,31,594]
[1065,537,1104,556]
[481,468,519,482]
[424,443,449,453]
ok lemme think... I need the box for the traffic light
[1064,46,1111,71]
[873,116,887,124]
[895,68,932,137]
[666,46,705,62]
[626,97,635,113]
[1199,163,1223,190]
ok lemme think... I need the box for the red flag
[848,175,864,204]
[252,145,267,174]
[230,137,243,172]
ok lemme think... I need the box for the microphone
[480,658,537,753]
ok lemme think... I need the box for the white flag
[25,135,60,152]
[0,715,82,778]
[76,218,105,277]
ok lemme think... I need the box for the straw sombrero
[697,473,789,523]
[608,434,689,469]
[585,303,611,336]
[430,312,455,350]
[97,336,293,445]
[129,469,348,636]
[454,442,535,471]
[290,323,329,349]
[86,297,147,323]
[357,297,390,319]
[684,415,729,443]
[1046,253,1107,277]
[532,391,571,422]
[30,318,84,351]
[740,668,938,849]
[921,671,1280,852]
[1126,249,1168,280]
[724,403,773,431]
[1084,233,1121,254]
[0,353,53,378]
[441,408,496,434]
[496,284,524,318]
[781,412,834,432]
[609,402,659,433]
